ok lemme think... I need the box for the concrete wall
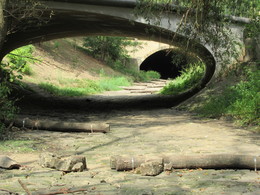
[127,40,172,70]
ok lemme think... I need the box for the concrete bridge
[0,0,253,106]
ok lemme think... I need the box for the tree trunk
[111,155,163,171]
[0,0,7,59]
[10,117,110,133]
[111,154,260,171]
[164,154,260,170]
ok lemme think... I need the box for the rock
[164,162,174,171]
[39,153,87,172]
[140,161,163,176]
[39,153,61,169]
[0,155,21,169]
[55,156,87,172]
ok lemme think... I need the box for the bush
[146,71,161,80]
[0,82,17,139]
[160,62,205,95]
[22,64,33,76]
[83,36,139,62]
[3,45,36,81]
[196,66,260,126]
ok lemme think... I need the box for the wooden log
[130,89,161,94]
[10,118,110,133]
[164,154,260,170]
[111,155,163,171]
[116,156,146,171]
[121,86,146,90]
[112,154,260,171]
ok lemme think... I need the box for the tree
[83,36,139,62]
[0,0,52,139]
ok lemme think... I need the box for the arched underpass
[140,49,198,79]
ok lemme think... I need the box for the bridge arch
[0,0,225,108]
[2,0,216,83]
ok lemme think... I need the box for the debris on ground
[39,152,87,172]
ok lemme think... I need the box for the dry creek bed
[0,107,260,195]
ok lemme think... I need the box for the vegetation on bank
[160,62,205,95]
[0,82,17,139]
[194,64,259,127]
[0,45,36,138]
[38,76,131,96]
[160,61,259,127]
[81,36,161,82]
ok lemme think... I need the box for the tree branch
[8,53,41,62]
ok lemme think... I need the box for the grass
[160,62,206,95]
[0,140,36,152]
[108,59,161,82]
[39,76,132,96]
[195,65,260,127]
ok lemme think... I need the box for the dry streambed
[0,109,260,194]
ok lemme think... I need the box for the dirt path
[1,106,260,194]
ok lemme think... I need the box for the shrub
[83,36,139,62]
[196,65,260,126]
[146,71,161,80]
[0,82,17,139]
[160,62,205,95]
[5,45,36,79]
[22,64,33,76]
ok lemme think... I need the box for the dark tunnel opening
[140,49,193,79]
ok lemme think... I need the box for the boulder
[0,155,21,169]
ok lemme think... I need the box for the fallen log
[130,89,161,94]
[111,154,260,171]
[121,86,146,90]
[164,154,260,170]
[10,117,110,133]
[111,155,163,171]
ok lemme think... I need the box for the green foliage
[160,62,205,95]
[98,77,131,91]
[0,45,38,139]
[108,59,161,82]
[195,66,260,126]
[145,71,161,80]
[3,45,36,81]
[82,36,160,82]
[38,76,131,97]
[22,64,33,75]
[0,82,17,139]
[83,36,139,62]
